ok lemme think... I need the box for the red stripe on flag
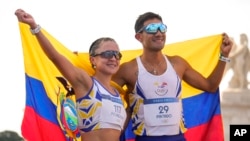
[184,115,224,141]
[21,106,66,141]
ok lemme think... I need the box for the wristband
[30,25,41,35]
[219,53,230,63]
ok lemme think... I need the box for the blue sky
[0,0,249,136]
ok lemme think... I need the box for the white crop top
[76,78,127,133]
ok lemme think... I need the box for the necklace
[144,60,164,75]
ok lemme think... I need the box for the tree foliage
[0,130,24,141]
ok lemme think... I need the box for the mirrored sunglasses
[93,50,122,60]
[137,23,167,34]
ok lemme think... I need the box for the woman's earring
[93,65,96,69]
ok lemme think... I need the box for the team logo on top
[154,81,168,96]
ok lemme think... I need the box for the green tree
[0,130,24,141]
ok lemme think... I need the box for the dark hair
[89,37,117,69]
[89,37,116,56]
[134,12,163,33]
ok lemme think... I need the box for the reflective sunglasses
[92,50,122,60]
[137,23,167,34]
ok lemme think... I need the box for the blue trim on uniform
[144,98,179,104]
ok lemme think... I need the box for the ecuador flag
[18,22,224,141]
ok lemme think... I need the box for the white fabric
[130,56,182,136]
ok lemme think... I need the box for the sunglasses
[92,50,122,60]
[137,23,167,34]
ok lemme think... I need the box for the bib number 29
[159,105,169,114]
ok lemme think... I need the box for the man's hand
[221,33,233,57]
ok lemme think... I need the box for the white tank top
[130,56,182,136]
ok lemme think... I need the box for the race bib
[143,98,181,126]
[100,94,126,127]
